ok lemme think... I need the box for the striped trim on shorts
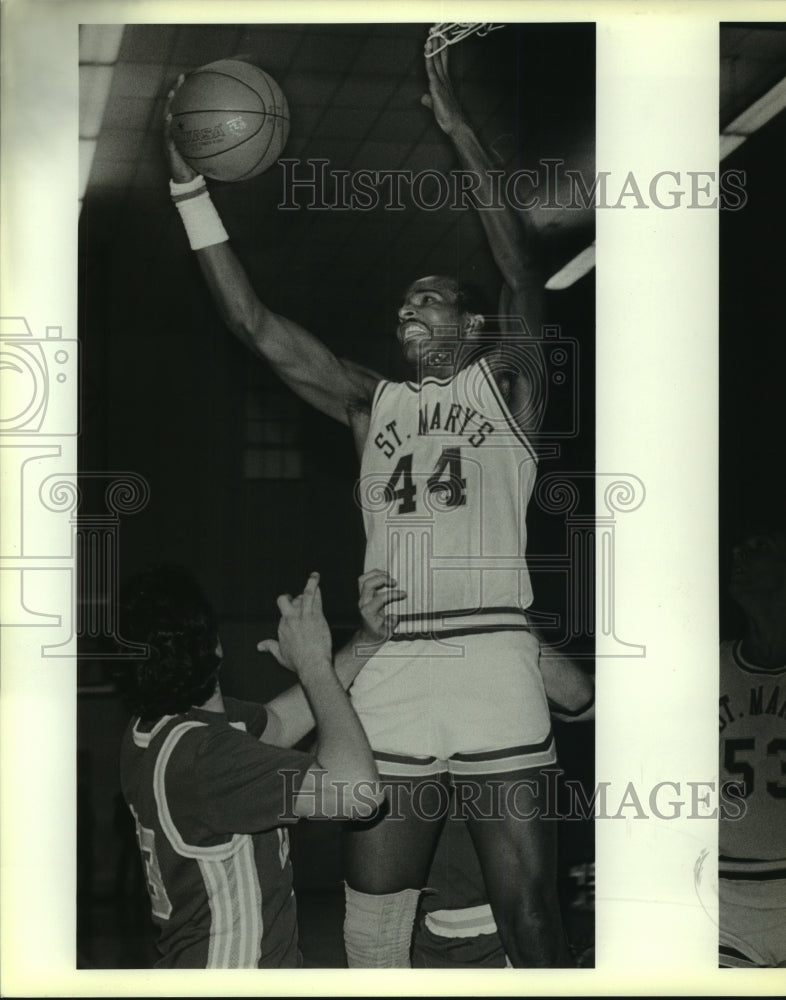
[373,730,556,781]
[390,606,532,641]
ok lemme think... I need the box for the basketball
[170,58,289,182]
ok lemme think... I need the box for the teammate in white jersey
[164,36,577,967]
[718,526,786,968]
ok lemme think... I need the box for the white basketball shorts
[350,629,555,779]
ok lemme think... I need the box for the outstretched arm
[423,38,546,434]
[195,244,377,425]
[423,37,544,336]
[164,82,377,427]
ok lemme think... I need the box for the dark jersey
[120,696,316,967]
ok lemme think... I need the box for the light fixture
[79,26,125,205]
[79,24,124,64]
[549,75,786,289]
[545,243,596,291]
[79,65,115,141]
[721,74,786,160]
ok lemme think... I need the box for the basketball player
[718,525,786,968]
[119,565,395,967]
[163,36,575,966]
[414,646,595,968]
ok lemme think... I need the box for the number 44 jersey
[359,357,537,636]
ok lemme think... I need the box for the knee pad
[344,884,420,968]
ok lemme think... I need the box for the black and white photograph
[717,21,786,972]
[2,0,786,995]
[75,19,596,971]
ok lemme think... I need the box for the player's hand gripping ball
[169,58,290,181]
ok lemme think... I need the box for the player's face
[396,276,470,366]
[728,530,786,601]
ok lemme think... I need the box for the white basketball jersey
[358,357,537,634]
[719,639,786,863]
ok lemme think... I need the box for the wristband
[169,175,229,251]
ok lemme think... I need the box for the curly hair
[118,564,221,721]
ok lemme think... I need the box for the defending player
[119,566,395,967]
[718,525,786,968]
[163,36,575,966]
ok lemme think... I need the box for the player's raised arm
[422,37,544,336]
[164,83,377,427]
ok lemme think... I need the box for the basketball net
[425,22,505,57]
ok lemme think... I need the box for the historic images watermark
[278,159,748,213]
[278,768,748,823]
[353,320,642,657]
[0,312,637,665]
[1,317,81,653]
[0,315,150,660]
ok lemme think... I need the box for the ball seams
[170,60,289,180]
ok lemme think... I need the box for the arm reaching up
[271,572,384,820]
[164,81,378,430]
[422,38,547,435]
[422,37,544,333]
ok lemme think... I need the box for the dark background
[719,24,786,638]
[76,22,596,967]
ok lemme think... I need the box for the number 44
[385,448,466,514]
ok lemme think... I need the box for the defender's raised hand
[276,572,333,678]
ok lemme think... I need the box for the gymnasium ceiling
[79,21,786,353]
[80,21,595,316]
